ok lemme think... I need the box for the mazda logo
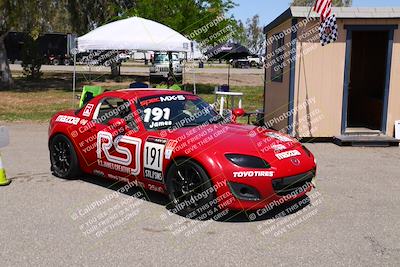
[291,158,300,166]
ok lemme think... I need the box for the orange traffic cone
[0,152,11,186]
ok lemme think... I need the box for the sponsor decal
[144,137,167,182]
[159,95,185,102]
[148,184,164,193]
[140,98,161,107]
[83,104,94,117]
[80,119,88,125]
[165,140,178,160]
[233,171,275,178]
[271,144,287,152]
[143,107,172,129]
[140,95,186,107]
[275,150,301,160]
[56,115,80,125]
[97,131,141,175]
[107,173,130,183]
[266,132,293,143]
[93,169,105,177]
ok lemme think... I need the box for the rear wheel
[165,159,217,219]
[50,134,81,179]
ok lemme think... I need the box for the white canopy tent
[77,17,191,52]
[72,17,193,105]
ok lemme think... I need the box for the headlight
[225,154,270,169]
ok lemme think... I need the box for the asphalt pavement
[0,123,399,266]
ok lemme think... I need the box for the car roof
[100,88,194,100]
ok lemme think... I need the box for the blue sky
[231,0,400,25]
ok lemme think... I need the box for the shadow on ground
[75,174,310,223]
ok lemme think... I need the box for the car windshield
[136,94,223,130]
[154,53,179,64]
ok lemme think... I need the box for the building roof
[264,6,400,33]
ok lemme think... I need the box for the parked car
[150,52,182,82]
[48,89,317,217]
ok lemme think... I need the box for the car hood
[169,123,301,155]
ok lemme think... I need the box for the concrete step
[333,135,400,147]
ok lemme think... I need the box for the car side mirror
[108,118,127,131]
[232,108,246,123]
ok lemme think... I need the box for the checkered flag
[319,14,338,46]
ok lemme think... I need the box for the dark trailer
[4,32,28,63]
[38,33,76,65]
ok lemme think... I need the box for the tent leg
[193,67,196,95]
[228,63,231,87]
[73,53,76,108]
[168,52,173,89]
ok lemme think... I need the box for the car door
[94,97,143,182]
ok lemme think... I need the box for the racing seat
[79,86,104,108]
[129,82,149,88]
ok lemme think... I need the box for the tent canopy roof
[77,17,191,52]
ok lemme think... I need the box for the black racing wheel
[165,159,217,219]
[49,134,81,179]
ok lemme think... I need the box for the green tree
[21,35,43,80]
[0,0,71,87]
[233,20,247,45]
[66,0,136,35]
[291,0,352,6]
[118,0,237,47]
[245,15,264,56]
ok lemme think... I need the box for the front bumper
[217,169,316,211]
[150,72,182,77]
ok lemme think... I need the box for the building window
[271,33,284,82]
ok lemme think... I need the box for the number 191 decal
[144,137,167,182]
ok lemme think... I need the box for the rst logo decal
[97,131,141,175]
[83,104,94,117]
[275,150,301,160]
[144,137,167,182]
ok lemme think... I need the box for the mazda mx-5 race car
[49,89,316,216]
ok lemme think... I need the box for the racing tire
[49,134,81,179]
[52,59,60,65]
[165,159,218,220]
[63,59,71,65]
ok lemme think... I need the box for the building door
[342,26,396,134]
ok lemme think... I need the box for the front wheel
[49,134,81,179]
[165,159,217,219]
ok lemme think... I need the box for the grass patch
[0,74,263,122]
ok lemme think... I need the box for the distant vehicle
[4,32,76,65]
[232,59,251,69]
[150,52,182,82]
[117,52,131,62]
[232,56,264,69]
[4,32,28,64]
[38,33,76,65]
[247,56,263,68]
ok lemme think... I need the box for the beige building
[263,7,400,144]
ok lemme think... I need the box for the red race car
[48,89,316,216]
